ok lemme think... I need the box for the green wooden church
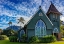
[18,3,61,40]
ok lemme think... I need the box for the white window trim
[35,20,46,37]
[53,28,59,33]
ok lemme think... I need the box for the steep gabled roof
[25,6,53,26]
[46,3,61,15]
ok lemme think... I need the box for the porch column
[52,31,54,36]
[58,33,61,40]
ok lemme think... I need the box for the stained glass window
[35,20,46,37]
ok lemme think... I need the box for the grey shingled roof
[46,3,61,15]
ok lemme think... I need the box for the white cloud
[0,25,8,29]
[0,0,64,29]
[60,16,64,21]
[33,0,42,5]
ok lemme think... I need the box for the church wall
[46,29,52,35]
[27,29,53,39]
[27,29,35,38]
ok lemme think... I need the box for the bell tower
[46,2,61,40]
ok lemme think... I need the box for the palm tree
[18,17,25,29]
[8,21,12,29]
[8,21,12,27]
[8,21,13,36]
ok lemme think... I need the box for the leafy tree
[60,25,64,37]
[0,29,3,35]
[2,29,18,37]
[60,20,63,24]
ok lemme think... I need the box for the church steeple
[46,2,61,35]
[46,2,61,15]
[39,5,42,9]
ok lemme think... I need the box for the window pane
[35,20,46,37]
[53,28,59,33]
[53,14,55,18]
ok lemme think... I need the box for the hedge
[9,36,17,42]
[0,35,8,40]
[29,35,56,43]
[29,36,39,43]
[40,35,56,43]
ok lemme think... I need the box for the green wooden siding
[48,13,60,33]
[27,9,53,29]
[27,29,35,38]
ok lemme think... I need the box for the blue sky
[0,0,64,29]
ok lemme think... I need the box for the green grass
[0,40,64,44]
[0,40,25,44]
[51,41,64,44]
[0,38,64,44]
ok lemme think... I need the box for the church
[18,3,61,40]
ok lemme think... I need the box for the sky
[0,0,64,29]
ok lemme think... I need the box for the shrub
[21,34,27,42]
[0,35,8,40]
[2,29,18,37]
[40,35,56,43]
[29,36,39,43]
[9,36,17,42]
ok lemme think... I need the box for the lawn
[0,40,64,44]
[51,41,64,44]
[0,38,64,44]
[0,40,24,44]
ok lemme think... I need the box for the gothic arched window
[35,20,46,37]
[53,28,59,33]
